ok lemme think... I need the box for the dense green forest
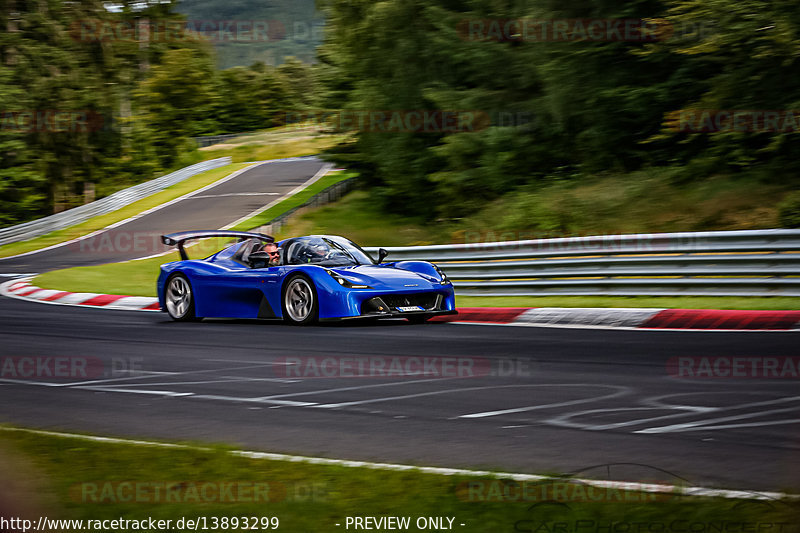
[175,0,323,69]
[0,0,316,226]
[317,0,800,225]
[2,0,799,230]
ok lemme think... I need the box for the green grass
[0,163,252,260]
[269,190,449,245]
[200,129,351,164]
[264,170,794,248]
[468,168,790,236]
[0,426,794,532]
[230,170,358,231]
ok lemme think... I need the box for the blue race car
[157,231,457,325]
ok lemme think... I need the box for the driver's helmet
[309,241,329,257]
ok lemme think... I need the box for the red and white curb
[1,277,160,312]
[3,277,800,330]
[435,307,800,331]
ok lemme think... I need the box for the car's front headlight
[327,270,372,289]
[433,264,450,285]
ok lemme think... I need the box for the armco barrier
[366,230,800,297]
[0,158,231,246]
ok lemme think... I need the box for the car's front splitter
[320,309,458,322]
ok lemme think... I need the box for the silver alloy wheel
[284,277,314,322]
[166,275,192,319]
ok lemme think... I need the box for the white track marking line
[250,377,455,401]
[48,372,182,387]
[202,359,295,365]
[314,383,562,409]
[104,377,297,388]
[42,363,287,388]
[0,362,296,389]
[550,395,800,432]
[190,396,317,407]
[77,387,194,397]
[548,407,711,431]
[189,192,280,200]
[221,162,334,229]
[636,405,800,434]
[0,379,78,387]
[0,427,794,501]
[458,384,629,419]
[645,418,800,432]
[61,385,312,406]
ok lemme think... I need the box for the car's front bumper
[321,308,458,322]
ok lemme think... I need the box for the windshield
[284,236,375,266]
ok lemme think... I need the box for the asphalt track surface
[0,158,798,493]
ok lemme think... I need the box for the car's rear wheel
[282,275,318,325]
[165,273,196,321]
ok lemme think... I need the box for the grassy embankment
[1,427,794,532]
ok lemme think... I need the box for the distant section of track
[0,158,327,274]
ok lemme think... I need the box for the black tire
[407,314,431,324]
[281,275,319,325]
[164,273,197,321]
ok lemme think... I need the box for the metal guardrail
[366,230,800,296]
[0,158,232,246]
[193,134,245,148]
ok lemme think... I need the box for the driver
[260,242,281,266]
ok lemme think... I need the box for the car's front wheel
[282,275,318,325]
[165,273,196,321]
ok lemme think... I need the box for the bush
[778,191,800,228]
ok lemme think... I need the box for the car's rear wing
[161,231,273,260]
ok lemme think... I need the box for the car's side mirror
[248,251,271,268]
[377,248,389,263]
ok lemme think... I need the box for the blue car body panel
[157,235,456,321]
